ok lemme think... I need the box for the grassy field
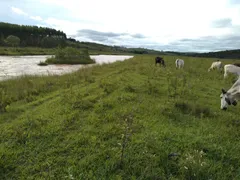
[0,55,240,179]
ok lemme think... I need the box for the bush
[38,61,48,66]
[5,35,20,47]
[45,47,95,65]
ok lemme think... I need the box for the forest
[0,22,66,48]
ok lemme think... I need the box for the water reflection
[0,55,133,81]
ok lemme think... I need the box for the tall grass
[0,55,240,179]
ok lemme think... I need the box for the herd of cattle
[155,56,240,111]
[155,56,184,69]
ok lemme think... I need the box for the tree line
[187,50,240,59]
[164,50,240,59]
[0,22,67,48]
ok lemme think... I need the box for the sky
[1,0,240,52]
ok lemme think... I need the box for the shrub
[45,47,95,65]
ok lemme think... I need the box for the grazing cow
[155,56,166,67]
[223,64,240,78]
[220,77,240,110]
[208,61,223,72]
[175,59,184,69]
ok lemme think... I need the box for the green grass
[0,46,136,56]
[0,55,240,179]
[0,47,57,55]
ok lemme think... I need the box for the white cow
[208,61,223,72]
[175,59,184,69]
[223,64,240,78]
[220,77,240,110]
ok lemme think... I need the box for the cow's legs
[224,72,228,79]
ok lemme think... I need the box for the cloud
[74,29,240,52]
[163,35,240,52]
[131,33,147,39]
[11,6,44,23]
[11,7,28,16]
[30,16,43,21]
[75,29,147,43]
[211,18,232,28]
[228,0,240,4]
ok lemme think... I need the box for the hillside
[166,49,240,59]
[1,55,240,179]
[0,22,163,55]
[187,49,240,59]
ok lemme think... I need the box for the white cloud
[11,7,28,16]
[43,17,102,35]
[37,0,240,40]
[11,6,43,22]
[30,16,43,21]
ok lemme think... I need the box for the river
[0,55,134,81]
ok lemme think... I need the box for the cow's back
[224,64,240,77]
[213,61,223,68]
[176,59,184,68]
[225,64,240,71]
[213,61,222,66]
[233,63,240,67]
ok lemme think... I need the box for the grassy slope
[0,55,240,179]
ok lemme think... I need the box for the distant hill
[1,21,240,58]
[185,49,240,59]
[162,49,240,59]
[0,22,163,55]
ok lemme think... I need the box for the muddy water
[0,55,134,81]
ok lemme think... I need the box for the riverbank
[0,47,56,55]
[0,47,135,56]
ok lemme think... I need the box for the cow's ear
[222,88,227,94]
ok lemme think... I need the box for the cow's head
[220,88,237,110]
